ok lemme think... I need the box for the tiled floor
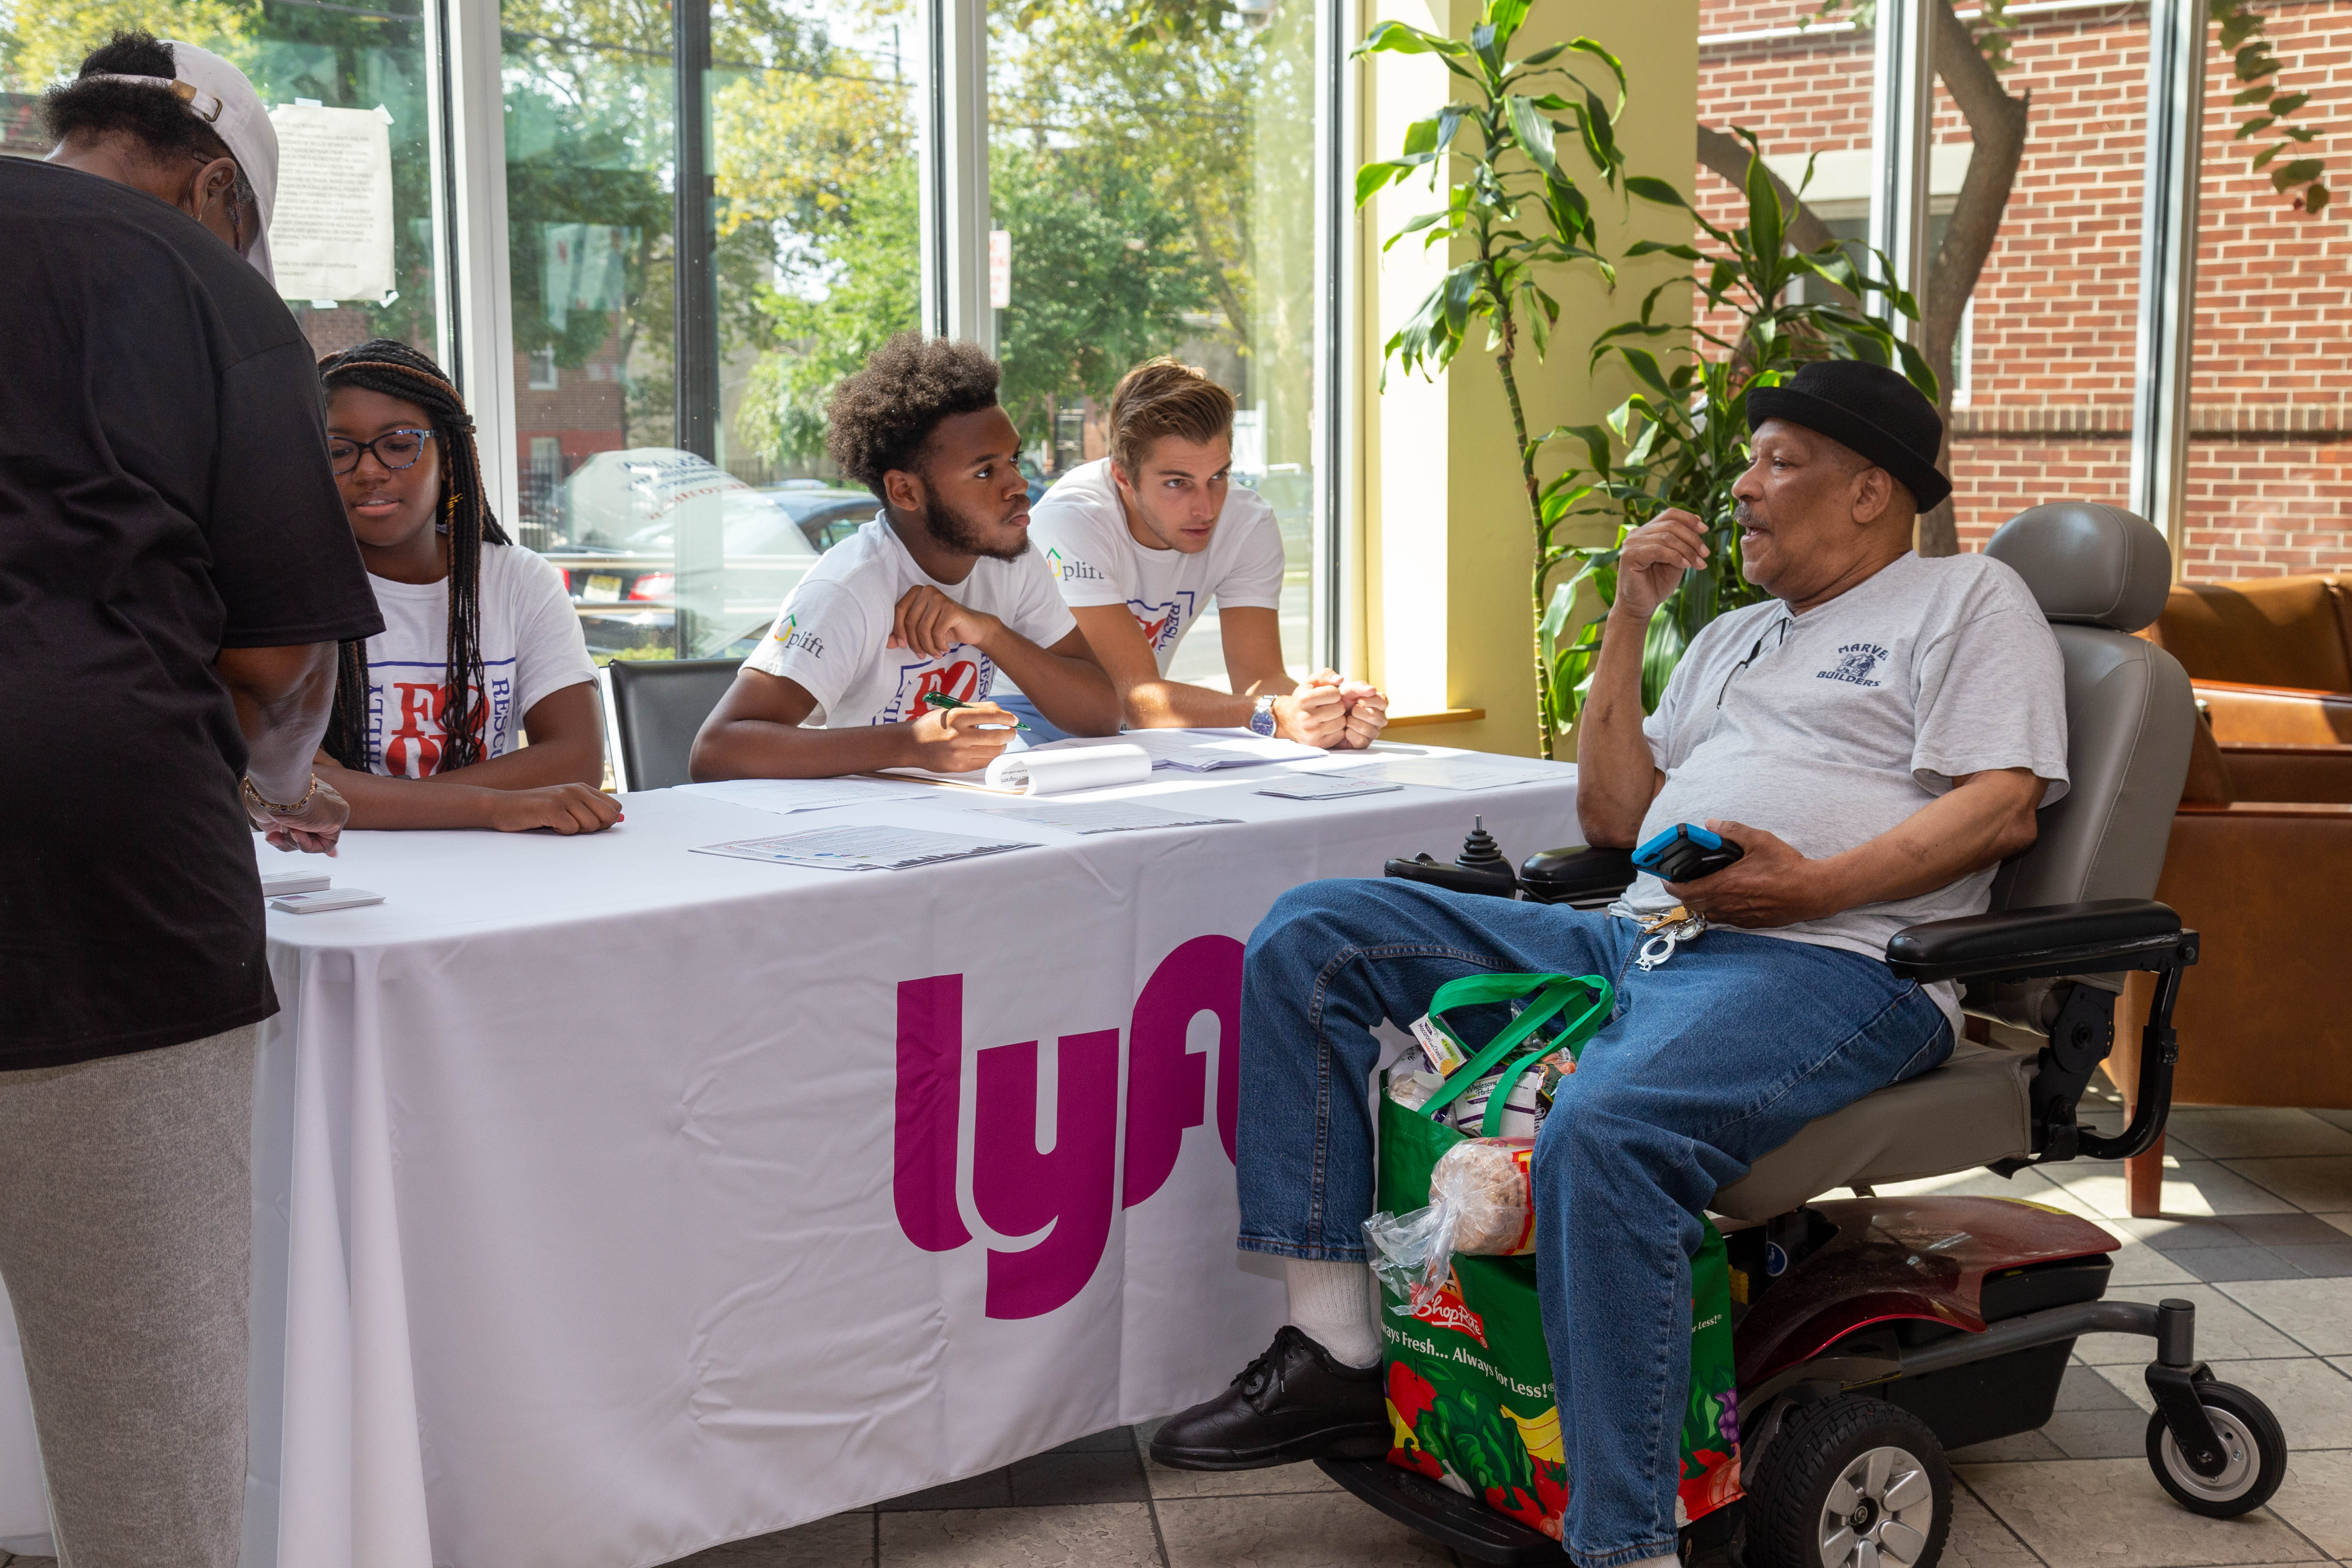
[5,1105,2346,1568]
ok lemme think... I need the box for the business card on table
[1256,773,1406,801]
[269,888,386,914]
[260,868,333,897]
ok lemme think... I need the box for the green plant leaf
[1619,179,1684,217]
[1744,153,1784,273]
[1625,239,1706,260]
[2307,181,2331,213]
[1354,21,1470,58]
[1507,96,1563,184]
[2269,91,2312,116]
[1639,606,1687,715]
[1563,37,1628,102]
[2271,156,2325,189]
[1619,346,1673,396]
[2236,115,2278,140]
[2234,82,2278,105]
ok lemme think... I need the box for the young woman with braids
[315,340,621,833]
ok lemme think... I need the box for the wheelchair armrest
[1517,845,1638,905]
[1885,899,2197,984]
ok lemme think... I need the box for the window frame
[438,0,1348,669]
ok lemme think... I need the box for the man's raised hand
[1614,509,1712,626]
[889,584,999,659]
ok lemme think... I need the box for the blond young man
[1020,358,1387,747]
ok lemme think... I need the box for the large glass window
[3,0,447,363]
[986,0,1321,686]
[504,0,917,660]
[1932,12,2148,554]
[2185,7,2352,581]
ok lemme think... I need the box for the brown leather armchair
[2114,576,2352,1213]
[2146,573,2352,752]
[2113,714,2352,1215]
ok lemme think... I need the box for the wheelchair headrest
[1983,503,2173,633]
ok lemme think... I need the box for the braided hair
[317,340,511,775]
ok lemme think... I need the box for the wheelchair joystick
[1455,816,1507,875]
[1383,815,1520,897]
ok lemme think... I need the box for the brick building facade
[1696,0,2352,578]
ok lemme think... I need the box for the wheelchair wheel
[2145,1382,2286,1518]
[1745,1395,1951,1568]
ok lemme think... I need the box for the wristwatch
[1249,694,1278,737]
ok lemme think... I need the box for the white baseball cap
[83,41,279,285]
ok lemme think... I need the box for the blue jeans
[1235,879,1951,1568]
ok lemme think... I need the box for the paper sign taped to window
[269,102,395,304]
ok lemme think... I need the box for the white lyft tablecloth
[0,747,1581,1568]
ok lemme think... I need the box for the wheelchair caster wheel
[1745,1395,1950,1568]
[2146,1382,2287,1517]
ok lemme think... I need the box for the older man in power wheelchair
[1149,361,2283,1568]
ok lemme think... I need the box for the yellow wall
[1354,0,1698,759]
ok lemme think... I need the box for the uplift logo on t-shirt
[1045,547,1103,584]
[772,613,826,658]
[1818,643,1890,687]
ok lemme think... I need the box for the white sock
[1623,1556,1680,1568]
[1285,1258,1381,1368]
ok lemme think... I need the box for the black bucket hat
[1747,360,1951,513]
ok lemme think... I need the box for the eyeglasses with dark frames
[329,429,437,477]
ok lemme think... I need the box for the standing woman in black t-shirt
[0,34,383,1568]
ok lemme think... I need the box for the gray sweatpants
[0,1025,256,1568]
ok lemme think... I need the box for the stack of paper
[880,743,1153,796]
[1325,756,1571,792]
[674,777,935,816]
[1256,774,1406,802]
[1102,729,1326,770]
[691,824,1038,871]
[970,800,1240,835]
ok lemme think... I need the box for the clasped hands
[1274,670,1387,750]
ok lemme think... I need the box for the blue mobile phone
[1631,822,1745,882]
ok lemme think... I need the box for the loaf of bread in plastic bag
[1430,1137,1536,1256]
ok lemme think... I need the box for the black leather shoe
[1148,1325,1389,1470]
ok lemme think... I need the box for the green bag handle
[1415,972,1614,1127]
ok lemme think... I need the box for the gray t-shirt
[1625,551,2070,1029]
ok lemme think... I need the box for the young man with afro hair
[693,334,1121,779]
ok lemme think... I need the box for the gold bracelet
[243,773,323,816]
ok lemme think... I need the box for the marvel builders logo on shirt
[1819,643,1890,687]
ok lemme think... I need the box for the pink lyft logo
[892,935,1244,1320]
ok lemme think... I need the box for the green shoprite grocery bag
[1374,973,1744,1543]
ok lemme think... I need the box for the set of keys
[1635,905,1708,971]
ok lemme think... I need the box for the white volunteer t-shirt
[1629,551,2070,1032]
[1026,458,1286,673]
[359,542,598,777]
[742,514,1077,726]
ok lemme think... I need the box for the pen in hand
[922,690,1030,731]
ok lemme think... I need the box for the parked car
[543,450,830,660]
[759,482,877,551]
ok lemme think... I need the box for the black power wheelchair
[1329,505,2289,1568]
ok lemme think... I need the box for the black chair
[604,658,741,791]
